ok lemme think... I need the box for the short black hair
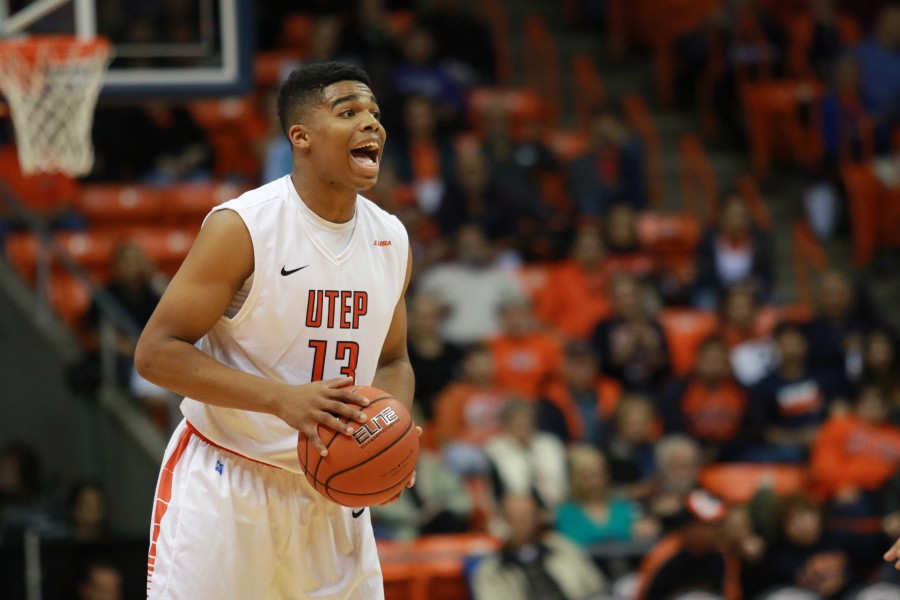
[277,61,372,136]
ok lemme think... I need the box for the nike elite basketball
[298,386,419,507]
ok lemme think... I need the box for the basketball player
[134,62,414,599]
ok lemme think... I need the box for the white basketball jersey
[181,176,409,472]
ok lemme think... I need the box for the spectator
[406,294,462,422]
[566,107,648,216]
[433,141,521,241]
[65,481,109,543]
[370,422,472,541]
[645,435,703,525]
[391,27,466,126]
[420,0,496,84]
[484,401,569,511]
[339,0,399,93]
[84,242,173,426]
[137,101,214,185]
[636,489,740,600]
[389,95,455,214]
[472,493,607,600]
[811,384,900,500]
[591,273,670,393]
[806,270,879,375]
[418,223,526,345]
[0,441,41,511]
[718,283,776,387]
[537,342,622,445]
[601,394,660,498]
[854,329,900,420]
[852,4,900,145]
[819,55,875,164]
[433,343,508,476]
[721,505,768,597]
[752,322,850,463]
[603,203,655,277]
[555,445,659,548]
[661,336,756,462]
[535,229,613,341]
[763,494,854,599]
[489,298,563,401]
[694,192,773,308]
[76,560,123,600]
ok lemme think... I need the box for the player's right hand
[276,377,369,457]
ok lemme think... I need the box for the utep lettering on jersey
[306,290,368,329]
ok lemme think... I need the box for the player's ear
[288,123,310,149]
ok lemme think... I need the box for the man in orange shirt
[489,298,563,400]
[535,229,612,340]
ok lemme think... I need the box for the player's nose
[359,112,380,132]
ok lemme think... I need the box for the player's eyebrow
[330,94,379,109]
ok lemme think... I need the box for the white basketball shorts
[147,420,384,600]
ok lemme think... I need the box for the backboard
[0,0,253,96]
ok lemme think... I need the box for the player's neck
[290,171,357,223]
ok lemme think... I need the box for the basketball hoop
[0,35,111,177]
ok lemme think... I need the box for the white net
[0,36,111,177]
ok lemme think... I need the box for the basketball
[297,386,419,508]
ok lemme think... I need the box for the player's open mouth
[350,142,379,170]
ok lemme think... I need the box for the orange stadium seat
[129,228,196,277]
[544,129,590,162]
[637,212,701,254]
[48,273,92,327]
[279,12,314,56]
[5,232,42,281]
[840,162,900,266]
[700,463,808,504]
[467,87,543,140]
[56,230,117,274]
[659,309,719,375]
[254,50,301,87]
[77,185,164,226]
[164,181,250,227]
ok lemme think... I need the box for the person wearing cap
[635,489,741,600]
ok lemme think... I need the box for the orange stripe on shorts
[146,426,193,590]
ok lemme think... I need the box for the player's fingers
[322,376,355,389]
[324,401,368,427]
[415,425,423,437]
[303,427,328,457]
[406,470,417,488]
[885,538,900,561]
[330,388,370,407]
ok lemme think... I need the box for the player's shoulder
[216,176,292,214]
[356,194,408,241]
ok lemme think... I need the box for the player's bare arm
[371,246,414,412]
[134,208,369,455]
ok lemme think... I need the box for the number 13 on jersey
[308,340,359,381]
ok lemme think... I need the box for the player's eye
[371,110,381,121]
[340,109,355,118]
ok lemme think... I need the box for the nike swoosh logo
[351,508,365,519]
[281,265,308,276]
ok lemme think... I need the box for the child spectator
[433,344,508,476]
[661,335,756,462]
[591,273,670,394]
[484,401,569,511]
[472,493,607,600]
[65,481,109,543]
[636,489,740,600]
[555,445,659,548]
[752,322,850,463]
[537,342,622,445]
[489,298,563,401]
[763,494,854,599]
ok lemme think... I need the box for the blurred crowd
[3,0,900,598]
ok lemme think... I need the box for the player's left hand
[886,535,900,570]
[379,426,421,505]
